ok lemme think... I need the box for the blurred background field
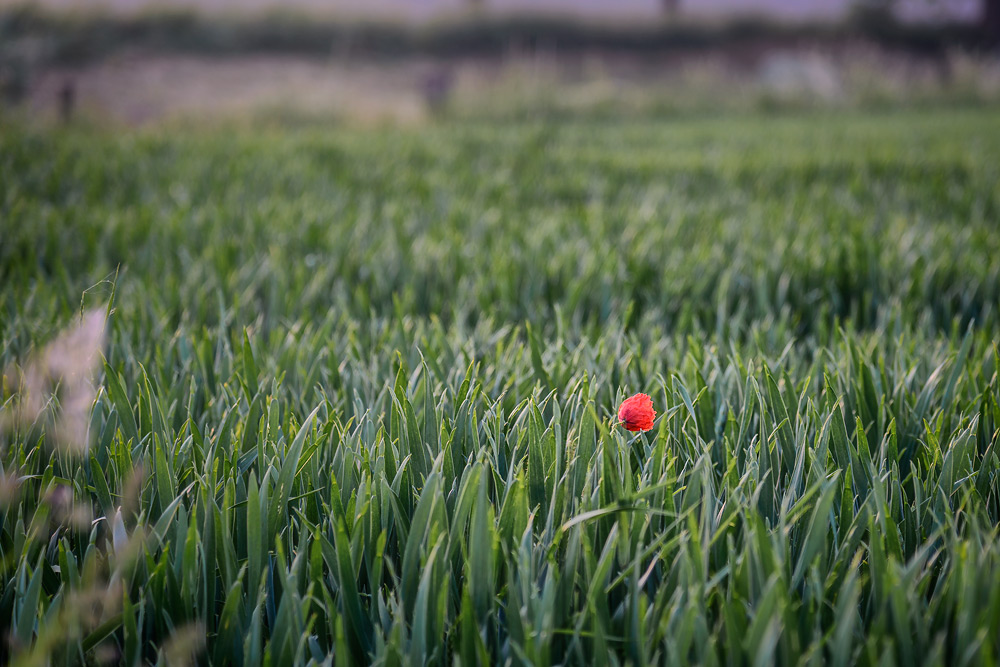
[1,0,999,125]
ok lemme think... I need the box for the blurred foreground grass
[1,108,1000,665]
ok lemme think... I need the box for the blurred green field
[2,108,1000,665]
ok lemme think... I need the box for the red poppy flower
[618,393,656,432]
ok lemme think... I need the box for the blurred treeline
[0,4,993,66]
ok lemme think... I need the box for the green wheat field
[2,108,1000,666]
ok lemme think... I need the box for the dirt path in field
[28,54,442,126]
[19,47,997,127]
[20,50,722,126]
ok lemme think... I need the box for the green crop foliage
[1,109,1000,665]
